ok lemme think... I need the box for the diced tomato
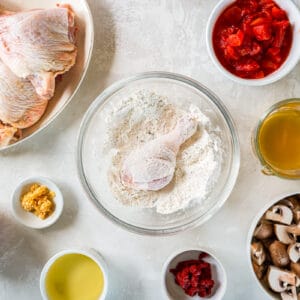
[227,29,244,46]
[224,46,240,60]
[272,21,289,48]
[251,70,265,78]
[223,6,243,24]
[250,17,270,26]
[234,59,260,72]
[262,59,278,70]
[271,6,287,19]
[252,24,272,41]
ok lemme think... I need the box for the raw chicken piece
[0,59,48,130]
[0,122,21,147]
[0,4,77,99]
[121,115,198,191]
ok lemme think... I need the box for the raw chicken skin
[0,59,48,129]
[0,122,21,147]
[0,5,77,99]
[121,115,198,191]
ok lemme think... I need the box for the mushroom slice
[294,211,300,223]
[266,205,293,225]
[275,225,296,244]
[291,263,300,278]
[254,222,274,240]
[288,244,300,263]
[287,225,300,236]
[269,240,290,267]
[251,242,266,266]
[280,285,297,300]
[267,266,296,292]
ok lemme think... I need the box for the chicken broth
[257,101,300,178]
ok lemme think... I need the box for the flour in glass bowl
[104,90,223,214]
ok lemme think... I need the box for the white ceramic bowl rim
[11,176,64,229]
[206,0,300,86]
[162,247,227,300]
[77,71,241,235]
[247,189,300,299]
[40,249,108,300]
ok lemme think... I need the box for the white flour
[105,90,223,214]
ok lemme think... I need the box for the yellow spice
[21,184,55,219]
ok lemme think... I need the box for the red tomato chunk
[213,0,292,79]
[170,253,215,298]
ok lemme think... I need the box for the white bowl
[40,249,108,300]
[206,0,300,86]
[11,176,64,229]
[162,248,227,300]
[247,189,300,299]
[0,0,94,150]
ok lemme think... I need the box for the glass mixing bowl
[77,72,240,234]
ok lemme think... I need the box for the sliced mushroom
[287,244,300,263]
[280,285,297,300]
[286,225,300,235]
[280,197,299,211]
[253,262,266,280]
[254,222,274,240]
[266,205,293,225]
[294,211,300,223]
[267,266,296,293]
[251,242,266,266]
[269,241,290,267]
[275,225,296,244]
[291,262,300,278]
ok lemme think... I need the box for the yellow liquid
[45,254,104,300]
[258,103,300,177]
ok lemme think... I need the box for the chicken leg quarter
[121,115,198,191]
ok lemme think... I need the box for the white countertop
[1,0,300,299]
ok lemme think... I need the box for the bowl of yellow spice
[12,176,63,229]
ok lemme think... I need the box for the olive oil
[45,253,104,300]
[258,101,300,178]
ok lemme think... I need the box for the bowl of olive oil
[253,99,300,178]
[40,249,108,300]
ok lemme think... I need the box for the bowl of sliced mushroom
[248,193,300,300]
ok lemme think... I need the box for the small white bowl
[206,0,300,86]
[162,248,227,300]
[247,190,300,299]
[40,248,108,300]
[11,176,63,229]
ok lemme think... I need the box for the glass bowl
[252,99,300,179]
[77,72,240,235]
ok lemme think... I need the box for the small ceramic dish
[40,248,108,300]
[11,176,63,229]
[247,190,300,299]
[162,248,227,300]
[206,0,300,86]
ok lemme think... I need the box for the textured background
[1,0,300,299]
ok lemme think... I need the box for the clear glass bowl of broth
[253,99,300,179]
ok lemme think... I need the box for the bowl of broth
[40,249,108,300]
[253,99,300,179]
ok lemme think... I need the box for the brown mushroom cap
[254,222,274,240]
[291,262,300,278]
[269,241,290,267]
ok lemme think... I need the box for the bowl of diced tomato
[206,0,300,85]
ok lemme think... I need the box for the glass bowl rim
[252,98,300,179]
[77,71,240,235]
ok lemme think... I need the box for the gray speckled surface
[1,0,300,299]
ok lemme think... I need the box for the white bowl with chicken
[248,191,300,300]
[0,0,94,149]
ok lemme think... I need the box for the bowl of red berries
[206,0,300,85]
[162,248,227,299]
